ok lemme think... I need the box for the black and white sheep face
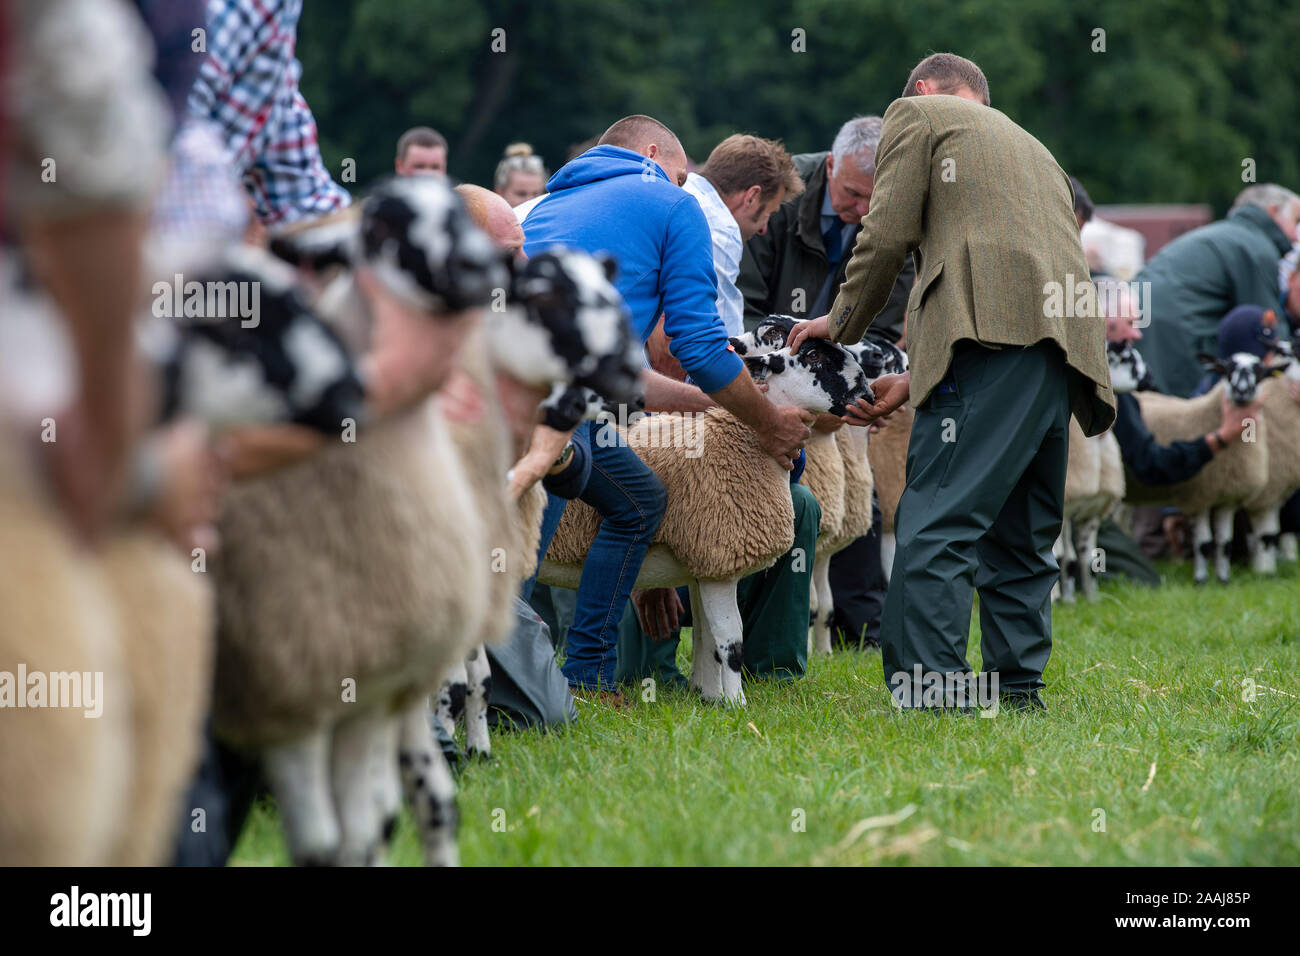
[844,341,888,380]
[537,382,642,432]
[490,248,644,409]
[743,339,874,416]
[360,176,507,315]
[1107,340,1150,394]
[879,341,909,375]
[141,246,365,432]
[1275,339,1300,384]
[728,314,799,357]
[1200,351,1283,405]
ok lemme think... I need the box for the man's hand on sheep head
[1217,390,1262,445]
[844,371,909,426]
[787,314,831,352]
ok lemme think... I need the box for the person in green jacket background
[1136,184,1299,397]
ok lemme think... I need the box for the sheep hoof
[465,748,494,763]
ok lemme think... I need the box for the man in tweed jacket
[791,53,1115,710]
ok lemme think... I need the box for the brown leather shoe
[570,687,630,710]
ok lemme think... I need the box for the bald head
[597,114,688,186]
[456,184,525,259]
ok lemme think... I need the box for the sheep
[540,338,873,703]
[434,249,643,760]
[807,339,905,648]
[217,184,643,865]
[212,177,509,867]
[0,444,133,866]
[0,244,364,866]
[1244,348,1300,573]
[1126,352,1281,584]
[728,324,899,654]
[1052,422,1124,603]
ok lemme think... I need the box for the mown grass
[231,559,1300,865]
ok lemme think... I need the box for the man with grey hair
[1136,182,1300,396]
[738,115,913,343]
[737,116,914,649]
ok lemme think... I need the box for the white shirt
[683,172,745,337]
[513,193,547,223]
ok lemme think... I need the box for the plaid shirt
[188,0,349,227]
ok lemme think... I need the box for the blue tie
[823,220,843,265]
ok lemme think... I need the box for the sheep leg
[1249,506,1281,575]
[374,714,403,859]
[330,710,392,866]
[1077,516,1102,602]
[687,580,721,697]
[399,697,459,867]
[1059,518,1077,604]
[464,645,492,759]
[1192,512,1212,584]
[880,531,896,586]
[1051,529,1064,603]
[263,729,340,866]
[435,661,468,743]
[1281,532,1298,562]
[1213,507,1235,583]
[696,578,746,706]
[806,575,817,658]
[812,553,834,655]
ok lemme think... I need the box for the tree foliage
[297,0,1299,214]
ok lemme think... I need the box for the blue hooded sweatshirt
[521,145,743,393]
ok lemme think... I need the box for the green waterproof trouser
[614,482,821,688]
[882,341,1070,703]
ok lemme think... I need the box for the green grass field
[231,560,1300,866]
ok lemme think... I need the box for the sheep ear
[1197,352,1230,376]
[729,336,749,356]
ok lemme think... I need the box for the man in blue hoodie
[523,114,815,696]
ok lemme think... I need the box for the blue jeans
[528,421,666,690]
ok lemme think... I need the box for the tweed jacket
[828,94,1116,436]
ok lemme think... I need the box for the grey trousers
[881,341,1070,704]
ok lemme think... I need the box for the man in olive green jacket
[791,53,1115,710]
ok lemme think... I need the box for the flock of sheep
[4,171,1296,866]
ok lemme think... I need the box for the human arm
[1110,391,1256,485]
[509,423,577,500]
